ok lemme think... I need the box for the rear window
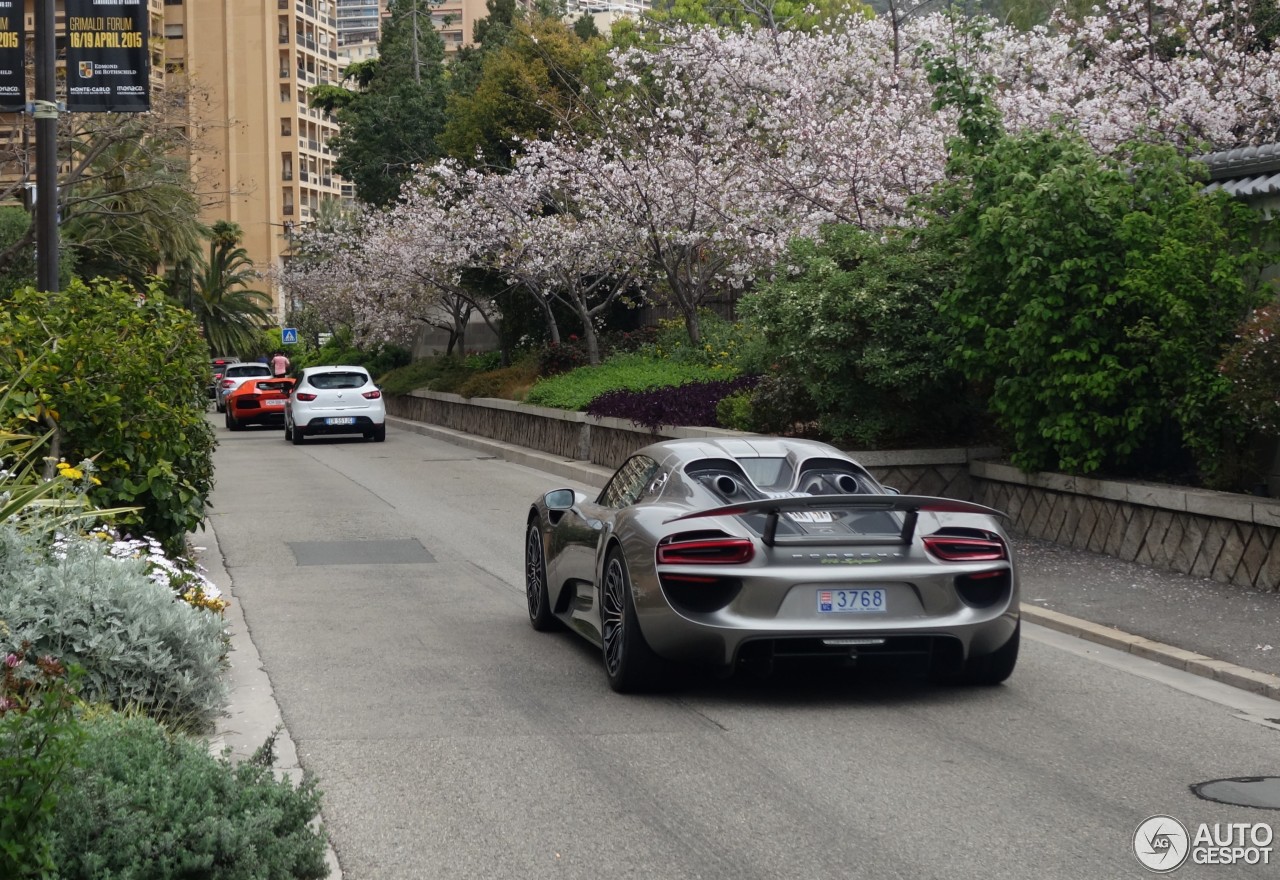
[308,372,369,390]
[227,364,271,377]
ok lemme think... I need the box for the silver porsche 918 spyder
[524,437,1019,693]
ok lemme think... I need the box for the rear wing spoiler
[664,494,1006,548]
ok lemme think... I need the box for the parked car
[208,356,240,399]
[224,378,296,431]
[285,365,386,444]
[524,437,1020,693]
[215,362,273,413]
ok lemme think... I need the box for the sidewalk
[388,414,1280,700]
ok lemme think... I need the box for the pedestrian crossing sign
[282,327,298,345]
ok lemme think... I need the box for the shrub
[0,526,227,732]
[538,336,592,376]
[740,226,973,448]
[0,279,215,556]
[933,130,1270,476]
[51,713,329,880]
[1221,303,1280,437]
[587,375,760,431]
[715,389,753,432]
[457,356,540,400]
[643,313,757,373]
[0,647,84,880]
[744,375,821,437]
[379,356,478,396]
[525,353,720,411]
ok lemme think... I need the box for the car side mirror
[544,489,575,510]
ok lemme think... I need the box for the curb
[199,522,346,880]
[389,414,1280,703]
[1021,606,1280,701]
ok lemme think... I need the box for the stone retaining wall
[388,390,1280,592]
[388,391,985,495]
[972,462,1280,592]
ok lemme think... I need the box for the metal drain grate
[287,539,436,566]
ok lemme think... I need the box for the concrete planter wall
[388,390,1280,593]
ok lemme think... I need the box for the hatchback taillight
[362,390,382,399]
[922,534,1007,562]
[295,392,317,401]
[220,379,234,388]
[657,536,754,564]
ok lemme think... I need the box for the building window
[164,24,183,39]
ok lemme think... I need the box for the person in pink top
[270,350,291,377]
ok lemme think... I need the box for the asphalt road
[206,421,1280,880]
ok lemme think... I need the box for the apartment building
[165,0,345,319]
[337,0,383,45]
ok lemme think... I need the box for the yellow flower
[56,463,84,481]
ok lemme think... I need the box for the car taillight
[221,379,234,388]
[295,392,317,401]
[922,534,1007,562]
[362,390,382,399]
[656,536,754,564]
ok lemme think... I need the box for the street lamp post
[35,0,58,293]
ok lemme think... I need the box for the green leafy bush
[0,279,215,555]
[525,353,721,411]
[51,713,329,880]
[643,313,758,373]
[933,131,1271,479]
[740,226,973,447]
[0,648,84,880]
[0,526,227,732]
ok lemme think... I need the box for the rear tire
[600,550,670,693]
[284,420,293,441]
[955,622,1019,686]
[291,424,305,445]
[225,411,241,432]
[525,522,557,631]
[372,424,386,442]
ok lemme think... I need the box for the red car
[224,378,296,430]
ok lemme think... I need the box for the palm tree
[59,120,207,288]
[169,221,273,357]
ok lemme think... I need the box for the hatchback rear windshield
[308,372,369,389]
[227,365,271,376]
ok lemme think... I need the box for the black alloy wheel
[600,550,668,693]
[525,522,556,631]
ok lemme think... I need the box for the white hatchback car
[215,362,273,412]
[285,365,386,444]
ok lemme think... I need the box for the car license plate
[265,399,285,407]
[789,511,833,523]
[818,589,887,613]
[326,417,355,426]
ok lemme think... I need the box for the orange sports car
[224,377,296,430]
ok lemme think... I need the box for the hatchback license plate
[326,417,355,426]
[818,589,887,613]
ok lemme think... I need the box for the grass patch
[525,353,731,411]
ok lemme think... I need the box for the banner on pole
[0,1,24,112]
[64,0,150,112]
